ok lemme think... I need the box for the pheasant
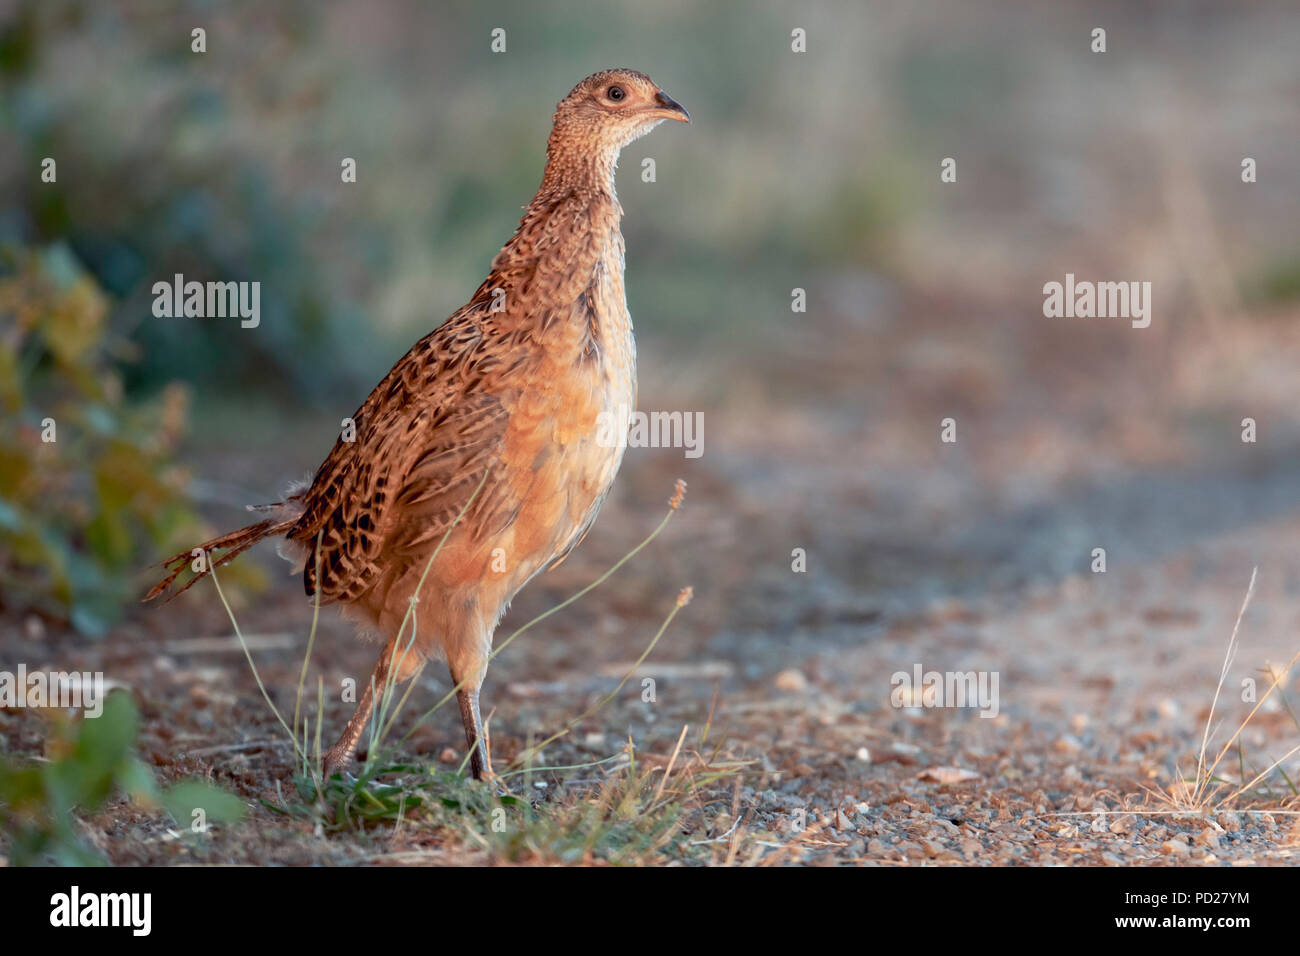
[146,69,690,780]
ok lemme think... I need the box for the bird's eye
[606,85,625,102]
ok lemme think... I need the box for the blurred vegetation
[0,1,377,402]
[0,690,245,865]
[0,244,201,635]
[1245,255,1300,310]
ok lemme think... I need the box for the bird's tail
[143,516,297,604]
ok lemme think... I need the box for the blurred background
[2,0,1300,702]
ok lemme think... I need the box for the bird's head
[545,69,689,185]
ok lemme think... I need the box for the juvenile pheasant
[146,69,689,780]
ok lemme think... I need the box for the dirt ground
[6,288,1300,866]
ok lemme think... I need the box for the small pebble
[1216,813,1241,832]
[774,669,808,692]
[1193,829,1220,849]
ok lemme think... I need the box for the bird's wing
[289,304,508,603]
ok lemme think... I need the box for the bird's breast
[540,233,636,483]
[486,230,636,584]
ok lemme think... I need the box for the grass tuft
[1151,567,1300,814]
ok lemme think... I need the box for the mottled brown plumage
[146,69,689,779]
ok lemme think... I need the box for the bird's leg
[322,633,411,780]
[321,667,382,781]
[451,664,493,781]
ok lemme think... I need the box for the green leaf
[75,690,141,770]
[117,757,161,804]
[162,781,247,829]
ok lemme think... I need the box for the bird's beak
[651,89,691,123]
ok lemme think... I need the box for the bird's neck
[485,144,626,324]
[540,129,622,196]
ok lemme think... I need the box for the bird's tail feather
[143,517,296,604]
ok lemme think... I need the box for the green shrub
[0,243,202,635]
[0,690,245,865]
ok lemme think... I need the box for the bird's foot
[320,745,356,786]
